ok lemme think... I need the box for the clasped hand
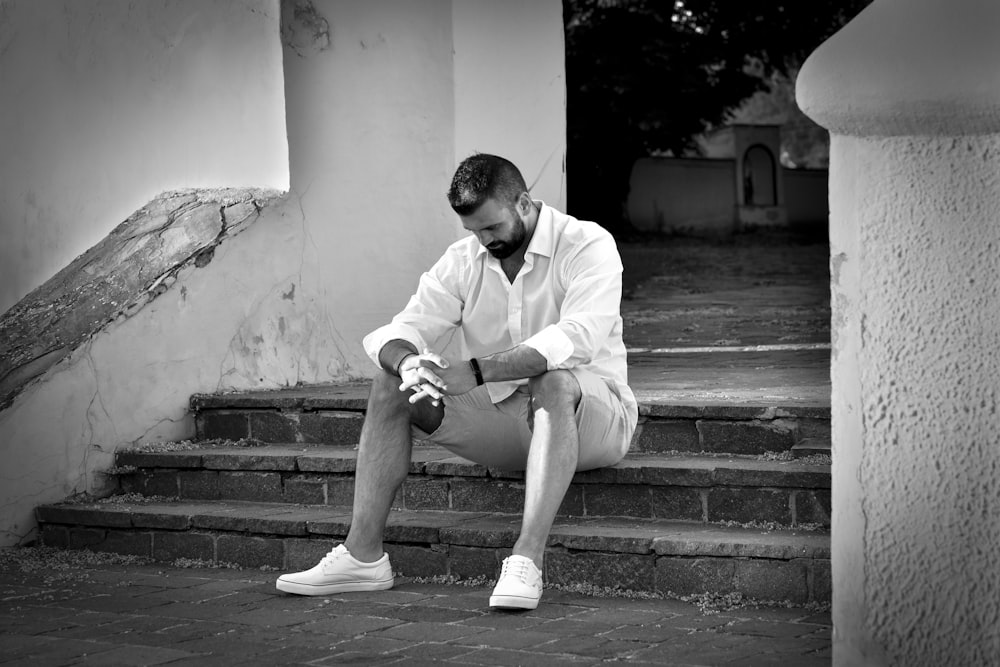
[398,349,477,406]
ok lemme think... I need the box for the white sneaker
[276,544,394,596]
[489,555,543,610]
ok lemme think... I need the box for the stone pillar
[796,0,1000,664]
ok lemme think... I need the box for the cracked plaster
[0,0,567,548]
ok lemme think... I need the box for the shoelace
[499,557,535,583]
[319,546,347,572]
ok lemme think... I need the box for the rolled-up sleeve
[522,233,623,370]
[362,248,465,368]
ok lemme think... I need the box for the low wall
[628,157,828,235]
[627,158,736,235]
[784,168,829,226]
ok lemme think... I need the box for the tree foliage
[563,0,872,233]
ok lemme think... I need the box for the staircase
[35,382,831,604]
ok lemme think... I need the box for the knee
[528,370,581,412]
[369,368,405,404]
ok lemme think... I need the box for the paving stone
[440,517,521,548]
[185,511,248,534]
[425,457,489,477]
[794,489,832,526]
[811,558,832,603]
[296,614,405,637]
[547,522,655,554]
[153,531,215,562]
[632,418,701,452]
[546,551,654,592]
[651,487,705,521]
[376,620,489,643]
[707,488,792,524]
[449,546,502,579]
[298,411,364,445]
[572,460,644,484]
[217,534,285,569]
[733,558,809,603]
[582,485,652,517]
[296,448,358,472]
[130,507,192,530]
[218,471,283,502]
[244,509,311,536]
[197,411,250,441]
[117,450,204,469]
[402,479,450,510]
[178,470,220,500]
[656,556,735,595]
[202,448,299,471]
[386,544,448,578]
[698,419,796,454]
[713,464,829,489]
[248,411,299,442]
[450,480,525,514]
[284,474,327,504]
[639,460,714,486]
[39,524,69,548]
[326,477,355,506]
[280,537,338,571]
[36,504,130,529]
[308,515,352,537]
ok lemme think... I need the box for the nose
[477,231,494,247]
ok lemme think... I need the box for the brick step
[35,500,830,603]
[190,383,831,456]
[113,445,830,527]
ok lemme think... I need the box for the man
[276,153,637,610]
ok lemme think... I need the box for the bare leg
[344,370,442,562]
[512,370,582,569]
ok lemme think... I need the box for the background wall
[627,158,735,235]
[0,0,566,546]
[0,0,290,314]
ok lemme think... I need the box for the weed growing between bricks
[0,545,152,574]
[124,437,262,453]
[712,519,826,532]
[403,574,831,616]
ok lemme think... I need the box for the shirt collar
[474,199,553,259]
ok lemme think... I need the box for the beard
[485,216,527,259]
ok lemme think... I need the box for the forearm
[477,345,548,383]
[378,339,419,377]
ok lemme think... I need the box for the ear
[517,192,532,216]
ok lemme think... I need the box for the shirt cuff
[522,325,574,369]
[362,323,427,368]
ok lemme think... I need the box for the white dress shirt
[363,202,638,431]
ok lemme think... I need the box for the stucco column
[797,0,1000,664]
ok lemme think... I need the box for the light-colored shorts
[412,368,633,472]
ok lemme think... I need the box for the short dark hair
[447,153,528,216]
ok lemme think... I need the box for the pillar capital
[797,0,1000,136]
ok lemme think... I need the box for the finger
[418,381,444,400]
[408,386,436,404]
[416,367,446,390]
[421,348,450,369]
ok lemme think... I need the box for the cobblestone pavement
[0,550,831,666]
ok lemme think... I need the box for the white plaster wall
[798,0,1000,663]
[0,0,566,546]
[828,133,1000,666]
[452,0,566,211]
[0,0,289,314]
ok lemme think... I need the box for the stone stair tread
[117,444,829,487]
[190,383,830,418]
[36,500,829,560]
